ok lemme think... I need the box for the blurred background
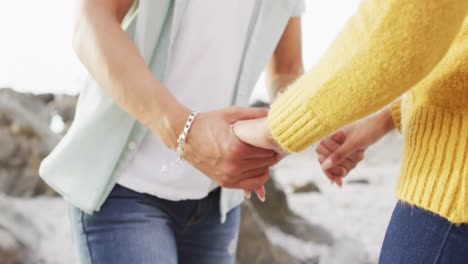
[0,1,402,263]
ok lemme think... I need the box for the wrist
[381,108,396,133]
[371,109,395,139]
[263,117,285,153]
[157,102,191,151]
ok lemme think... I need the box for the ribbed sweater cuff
[268,86,327,153]
[390,99,402,133]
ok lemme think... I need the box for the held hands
[182,107,281,200]
[316,109,395,187]
[232,117,285,154]
[182,106,393,198]
[231,116,285,200]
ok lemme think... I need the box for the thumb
[322,141,355,171]
[227,107,269,123]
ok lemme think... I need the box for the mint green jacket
[39,0,304,222]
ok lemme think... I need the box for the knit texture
[390,100,402,133]
[269,0,468,223]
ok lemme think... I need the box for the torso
[118,0,260,200]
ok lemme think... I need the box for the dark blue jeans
[69,185,240,264]
[379,202,468,264]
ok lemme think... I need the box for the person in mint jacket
[39,0,305,263]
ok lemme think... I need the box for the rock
[0,90,58,149]
[0,88,78,197]
[347,179,370,185]
[237,201,301,264]
[248,176,334,245]
[293,182,321,194]
[321,237,371,264]
[0,197,40,246]
[48,95,77,124]
[0,113,11,126]
[36,94,54,104]
[0,228,23,264]
[0,196,75,264]
[238,173,335,263]
[0,128,16,161]
[0,196,44,264]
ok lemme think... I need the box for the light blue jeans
[69,184,240,264]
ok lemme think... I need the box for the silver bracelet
[176,111,199,159]
[161,111,199,174]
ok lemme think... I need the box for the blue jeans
[379,202,468,264]
[69,184,240,264]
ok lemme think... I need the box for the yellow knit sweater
[269,0,468,223]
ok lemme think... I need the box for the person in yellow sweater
[233,0,468,262]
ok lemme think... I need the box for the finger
[272,153,284,166]
[254,185,266,202]
[237,143,276,159]
[226,171,270,190]
[328,166,347,178]
[324,170,338,184]
[320,154,345,179]
[318,154,327,164]
[334,159,357,176]
[321,136,343,154]
[240,155,277,172]
[316,143,332,157]
[319,155,339,180]
[331,130,347,144]
[323,143,356,171]
[316,131,346,157]
[241,167,269,178]
[232,133,276,159]
[226,107,269,123]
[348,149,366,164]
[327,168,345,187]
[335,177,343,188]
[243,189,252,199]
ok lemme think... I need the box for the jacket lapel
[135,0,172,63]
[169,0,189,50]
[233,0,297,105]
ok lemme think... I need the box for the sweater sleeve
[389,99,402,133]
[269,0,468,153]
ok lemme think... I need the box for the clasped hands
[180,106,391,200]
[178,106,281,201]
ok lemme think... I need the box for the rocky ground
[0,89,77,263]
[0,88,402,264]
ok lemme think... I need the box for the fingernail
[258,193,266,202]
[255,186,266,202]
[323,159,333,170]
[244,190,251,199]
[336,178,343,188]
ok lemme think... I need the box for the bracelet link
[176,111,199,160]
[161,111,199,174]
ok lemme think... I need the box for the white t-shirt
[118,0,261,200]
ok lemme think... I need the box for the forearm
[266,17,303,102]
[266,73,302,101]
[370,108,395,138]
[73,2,188,149]
[269,0,467,152]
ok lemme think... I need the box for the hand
[232,116,286,201]
[316,109,395,187]
[183,107,280,195]
[232,117,285,154]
